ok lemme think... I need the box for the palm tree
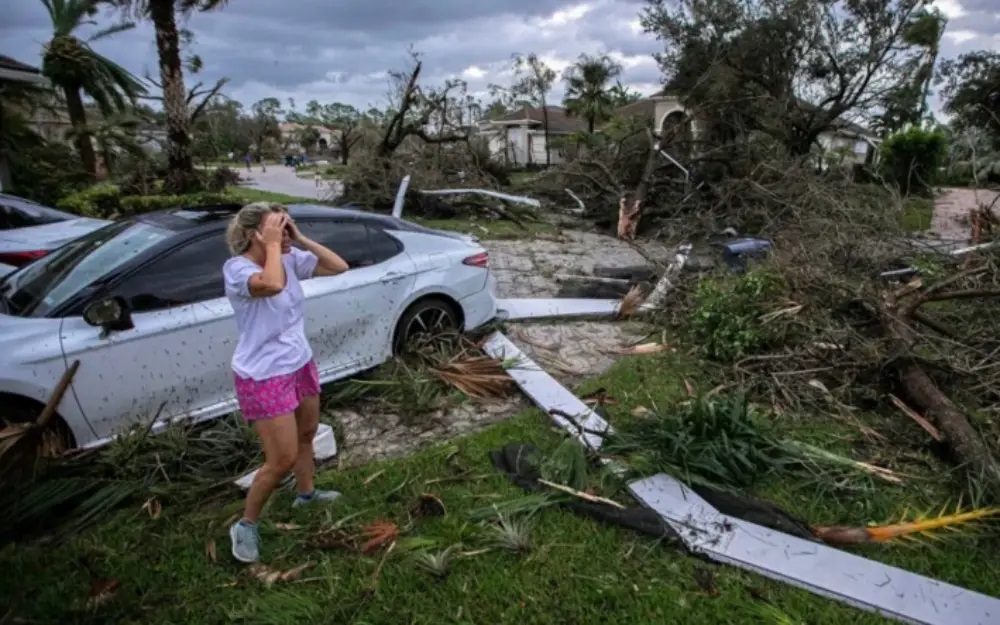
[114,0,228,193]
[40,0,144,177]
[562,54,624,134]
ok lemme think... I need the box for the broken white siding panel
[495,298,620,321]
[629,473,1000,625]
[234,423,337,489]
[482,332,610,450]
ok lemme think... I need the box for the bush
[9,143,91,206]
[689,268,788,361]
[878,126,948,196]
[58,185,234,219]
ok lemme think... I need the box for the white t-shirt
[223,247,319,381]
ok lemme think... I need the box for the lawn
[2,346,997,625]
[900,196,935,232]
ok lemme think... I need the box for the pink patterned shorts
[234,360,320,421]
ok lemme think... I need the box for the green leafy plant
[603,393,783,491]
[879,126,948,196]
[689,268,787,361]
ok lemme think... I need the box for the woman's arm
[289,222,349,277]
[248,240,286,296]
[248,213,287,296]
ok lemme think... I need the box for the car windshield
[0,220,172,317]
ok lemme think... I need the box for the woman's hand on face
[285,217,303,242]
[255,212,287,247]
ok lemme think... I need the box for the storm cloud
[1,0,996,112]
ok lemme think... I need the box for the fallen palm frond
[610,342,671,355]
[429,350,512,399]
[248,562,312,586]
[0,413,262,545]
[780,440,904,484]
[813,504,1000,546]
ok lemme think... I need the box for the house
[278,122,340,156]
[616,91,880,168]
[0,55,49,191]
[477,106,587,167]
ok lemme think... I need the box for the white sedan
[0,203,498,449]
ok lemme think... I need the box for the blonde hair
[226,202,287,255]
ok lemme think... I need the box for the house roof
[614,92,876,139]
[0,55,40,74]
[489,106,587,133]
[0,54,47,85]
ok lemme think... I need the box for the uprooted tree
[339,51,534,223]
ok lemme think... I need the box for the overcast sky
[2,0,998,115]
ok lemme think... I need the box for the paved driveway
[239,165,340,201]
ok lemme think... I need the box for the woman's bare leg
[244,413,298,523]
[292,395,320,495]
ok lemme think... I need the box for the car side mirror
[83,296,134,333]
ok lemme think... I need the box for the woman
[222,202,349,563]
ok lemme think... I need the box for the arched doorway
[659,110,693,161]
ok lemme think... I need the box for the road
[238,165,341,202]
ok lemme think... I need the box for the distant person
[314,168,322,188]
[244,153,252,172]
[223,203,349,563]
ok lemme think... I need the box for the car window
[0,199,73,229]
[296,220,372,267]
[113,233,231,312]
[368,227,403,264]
[1,221,171,317]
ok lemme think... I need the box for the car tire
[1,399,76,460]
[393,297,460,355]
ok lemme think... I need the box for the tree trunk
[587,116,595,135]
[63,85,97,178]
[340,141,349,165]
[150,0,196,193]
[541,101,550,167]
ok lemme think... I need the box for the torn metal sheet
[482,331,610,450]
[495,298,620,321]
[391,175,411,218]
[629,473,1000,625]
[234,423,338,490]
[419,188,542,208]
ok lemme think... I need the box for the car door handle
[379,271,405,283]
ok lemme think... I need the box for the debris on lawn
[413,545,458,578]
[359,520,400,553]
[247,561,312,586]
[812,505,1000,546]
[409,493,447,518]
[628,473,1000,625]
[86,578,121,609]
[486,513,533,553]
[482,332,611,451]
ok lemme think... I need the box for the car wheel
[393,298,460,355]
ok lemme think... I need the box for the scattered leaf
[205,540,217,563]
[363,469,386,485]
[631,406,651,417]
[360,520,400,553]
[274,523,302,531]
[683,379,696,397]
[248,562,312,586]
[409,493,447,518]
[87,578,120,608]
[141,497,162,520]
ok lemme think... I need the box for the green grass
[227,188,322,205]
[2,349,997,625]
[900,196,935,232]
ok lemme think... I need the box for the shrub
[878,126,948,196]
[58,185,234,219]
[9,143,91,206]
[689,268,788,361]
[57,184,123,218]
